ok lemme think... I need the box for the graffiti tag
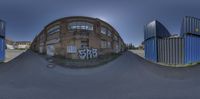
[78,48,98,59]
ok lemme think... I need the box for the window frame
[68,21,94,31]
[47,25,61,35]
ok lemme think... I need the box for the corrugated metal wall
[0,38,5,61]
[144,38,157,62]
[156,21,171,38]
[184,34,200,64]
[144,17,200,65]
[0,20,5,37]
[157,38,184,65]
[181,16,200,36]
[144,21,156,40]
[0,20,5,62]
[144,20,172,63]
[144,20,171,40]
[145,35,200,65]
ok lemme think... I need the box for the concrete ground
[130,49,144,58]
[0,50,200,99]
[5,49,26,62]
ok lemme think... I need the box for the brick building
[31,16,125,59]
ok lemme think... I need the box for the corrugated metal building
[144,20,171,62]
[0,20,5,62]
[181,16,200,64]
[144,37,157,62]
[144,16,200,65]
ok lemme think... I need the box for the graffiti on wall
[47,45,55,56]
[78,48,98,59]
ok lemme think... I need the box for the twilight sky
[0,0,199,46]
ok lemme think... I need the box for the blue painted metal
[144,20,171,63]
[145,16,200,65]
[181,16,200,36]
[144,20,171,40]
[144,38,157,62]
[181,16,200,64]
[0,38,5,62]
[184,34,200,64]
[0,20,5,62]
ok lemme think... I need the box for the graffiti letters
[79,48,98,59]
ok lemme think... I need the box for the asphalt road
[0,50,200,99]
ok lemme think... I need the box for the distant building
[5,38,31,50]
[5,38,14,49]
[14,41,31,49]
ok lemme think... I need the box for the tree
[126,43,136,50]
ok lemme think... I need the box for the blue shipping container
[0,20,5,37]
[184,35,200,64]
[144,38,157,62]
[0,38,5,62]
